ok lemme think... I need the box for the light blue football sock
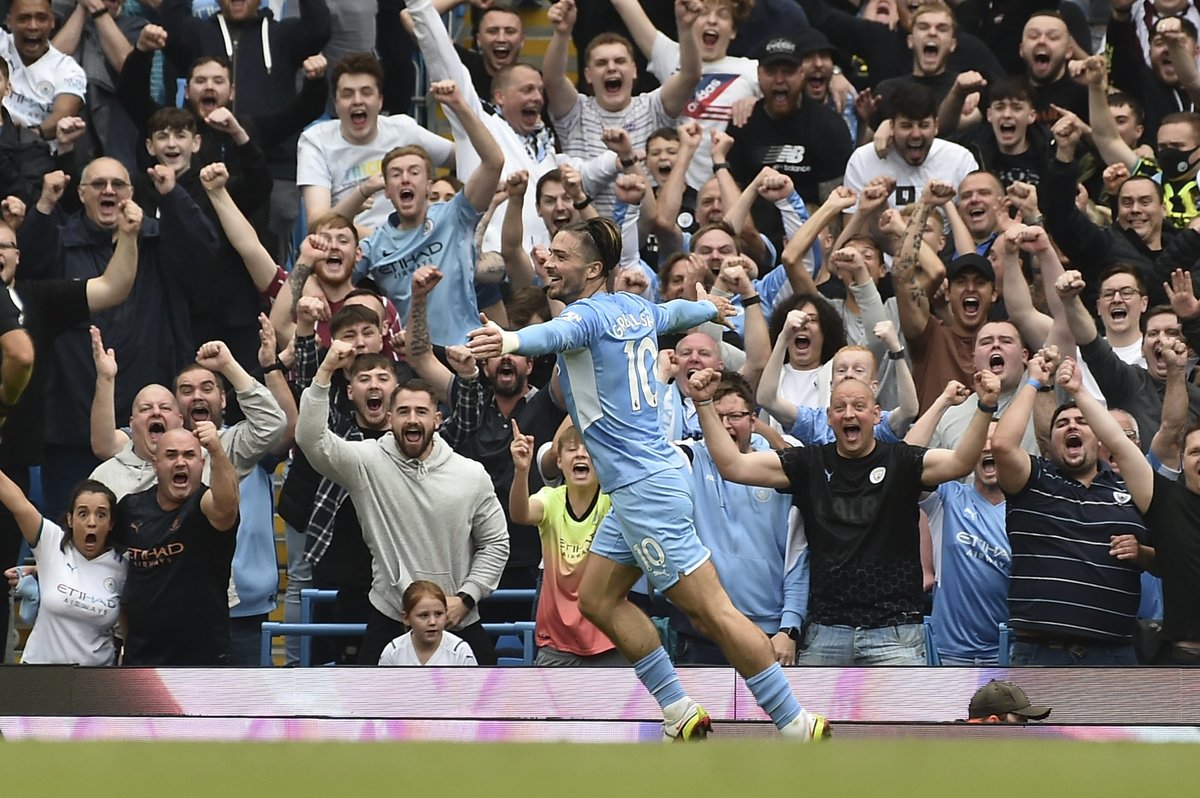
[745,662,802,729]
[632,647,688,710]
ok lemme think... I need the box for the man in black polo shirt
[113,423,240,666]
[726,30,853,253]
[690,362,1001,665]
[992,349,1145,666]
[406,265,565,608]
[0,195,141,655]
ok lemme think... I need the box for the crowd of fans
[1,0,1199,671]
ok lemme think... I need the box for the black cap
[756,35,802,66]
[793,28,836,60]
[946,252,995,283]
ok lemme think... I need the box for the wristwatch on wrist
[778,626,800,641]
[456,591,476,610]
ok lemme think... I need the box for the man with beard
[544,0,703,218]
[725,33,853,249]
[466,218,829,742]
[16,156,218,518]
[112,423,240,665]
[1058,339,1200,666]
[843,85,978,211]
[0,0,85,142]
[297,343,510,666]
[1017,11,1088,125]
[1109,9,1199,137]
[1058,269,1200,449]
[304,352,398,665]
[406,264,565,598]
[278,302,409,665]
[691,357,1001,666]
[890,179,998,413]
[992,352,1148,666]
[408,0,624,252]
[90,336,288,664]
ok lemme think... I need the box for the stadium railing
[260,588,540,666]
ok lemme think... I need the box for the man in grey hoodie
[296,340,511,665]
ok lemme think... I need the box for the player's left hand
[696,283,738,328]
[467,313,506,359]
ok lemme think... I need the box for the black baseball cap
[946,252,995,283]
[756,35,803,67]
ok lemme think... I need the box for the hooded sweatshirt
[296,381,509,625]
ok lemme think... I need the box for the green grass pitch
[6,739,1192,797]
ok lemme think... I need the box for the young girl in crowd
[378,581,478,666]
[0,474,126,665]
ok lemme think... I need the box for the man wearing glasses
[671,372,808,667]
[13,157,217,518]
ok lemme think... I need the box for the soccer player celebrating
[467,218,829,742]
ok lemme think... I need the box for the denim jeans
[283,523,312,666]
[1010,639,1137,666]
[939,653,1001,666]
[797,623,926,666]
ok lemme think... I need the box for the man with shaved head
[693,363,1001,666]
[14,157,217,518]
[111,422,240,665]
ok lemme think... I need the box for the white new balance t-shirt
[844,138,979,211]
[0,31,86,130]
[22,519,126,666]
[378,630,478,666]
[296,115,455,233]
[647,32,759,189]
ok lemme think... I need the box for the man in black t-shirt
[113,424,240,666]
[726,32,853,254]
[690,364,1001,665]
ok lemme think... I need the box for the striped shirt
[1005,455,1145,642]
[553,90,676,218]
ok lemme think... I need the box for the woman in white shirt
[1,473,125,665]
[378,581,477,666]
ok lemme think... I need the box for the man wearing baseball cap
[968,680,1052,723]
[726,30,853,253]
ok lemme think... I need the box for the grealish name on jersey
[611,310,655,337]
